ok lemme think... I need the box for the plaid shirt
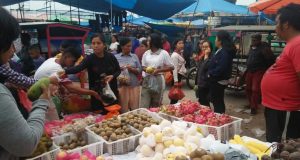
[0,64,36,88]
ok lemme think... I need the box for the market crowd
[0,3,300,159]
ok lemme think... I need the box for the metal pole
[78,0,80,25]
[70,0,72,23]
[46,1,48,21]
[187,0,200,31]
[50,0,52,21]
[110,0,113,35]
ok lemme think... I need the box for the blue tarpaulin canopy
[181,0,252,15]
[0,0,25,6]
[128,16,184,25]
[1,0,196,20]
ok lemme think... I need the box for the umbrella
[249,0,300,14]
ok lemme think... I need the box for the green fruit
[27,77,50,101]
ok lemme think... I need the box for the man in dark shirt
[246,34,275,115]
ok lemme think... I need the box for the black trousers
[265,107,300,142]
[170,74,183,104]
[209,82,226,113]
[198,86,210,107]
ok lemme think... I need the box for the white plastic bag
[148,75,160,94]
[101,82,117,104]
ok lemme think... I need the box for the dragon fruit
[149,108,160,113]
[218,114,233,125]
[199,107,212,116]
[206,112,216,119]
[179,101,200,115]
[207,118,220,126]
[183,114,194,122]
[194,115,207,124]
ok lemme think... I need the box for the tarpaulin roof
[128,16,184,26]
[181,0,252,15]
[1,0,196,20]
[0,0,26,6]
[249,0,300,14]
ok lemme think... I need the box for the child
[28,44,45,70]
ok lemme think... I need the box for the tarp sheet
[181,0,252,15]
[1,0,196,20]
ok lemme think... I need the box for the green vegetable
[27,77,50,101]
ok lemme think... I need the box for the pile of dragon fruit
[160,101,233,126]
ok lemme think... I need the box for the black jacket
[208,48,235,82]
[246,44,275,72]
[195,56,212,88]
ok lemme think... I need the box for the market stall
[19,22,90,58]
[22,100,296,160]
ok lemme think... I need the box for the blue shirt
[115,53,142,87]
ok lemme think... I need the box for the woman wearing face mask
[170,39,186,104]
[63,33,121,113]
[207,31,236,113]
[0,7,51,159]
[195,40,213,106]
[115,37,142,113]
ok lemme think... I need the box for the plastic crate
[188,116,242,142]
[52,131,103,156]
[158,112,182,122]
[86,124,141,155]
[26,144,59,160]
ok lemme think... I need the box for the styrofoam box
[26,143,59,160]
[158,112,182,122]
[188,116,243,142]
[52,131,103,156]
[86,124,141,155]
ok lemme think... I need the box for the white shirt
[171,52,186,82]
[34,58,63,80]
[142,49,174,76]
[109,42,119,51]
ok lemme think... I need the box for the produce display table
[25,102,279,160]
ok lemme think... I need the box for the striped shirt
[0,64,36,88]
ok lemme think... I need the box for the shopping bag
[117,68,131,86]
[18,89,32,112]
[148,75,160,94]
[164,71,173,85]
[102,82,117,104]
[168,83,185,100]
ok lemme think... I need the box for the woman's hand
[57,70,67,79]
[205,48,211,55]
[104,75,114,83]
[152,68,160,75]
[91,91,101,100]
[39,84,50,100]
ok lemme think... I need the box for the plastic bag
[46,99,60,121]
[168,84,185,100]
[102,82,117,104]
[148,75,160,94]
[117,68,131,86]
[18,89,32,112]
[104,104,121,119]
